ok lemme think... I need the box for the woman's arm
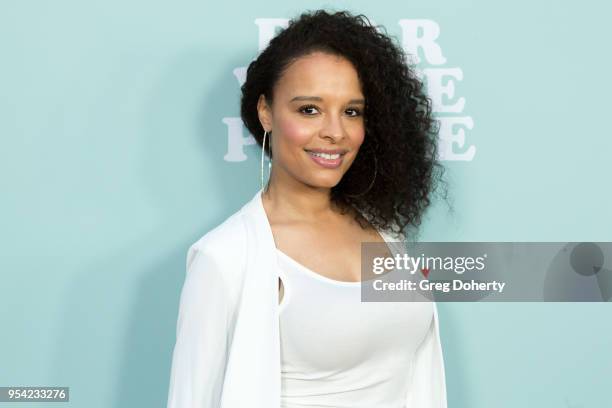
[167,245,232,408]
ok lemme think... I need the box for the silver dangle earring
[261,130,272,190]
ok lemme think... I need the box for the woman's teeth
[308,151,341,159]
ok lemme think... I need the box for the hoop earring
[260,130,272,191]
[345,153,377,198]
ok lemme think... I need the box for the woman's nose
[319,112,344,142]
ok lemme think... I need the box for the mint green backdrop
[1,1,610,407]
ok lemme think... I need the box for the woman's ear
[257,94,272,132]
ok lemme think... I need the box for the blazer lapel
[220,188,280,408]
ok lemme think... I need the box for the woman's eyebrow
[289,95,365,105]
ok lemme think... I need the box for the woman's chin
[303,175,344,189]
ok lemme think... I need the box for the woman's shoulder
[189,205,249,259]
[183,204,251,298]
[186,191,261,279]
[189,189,262,252]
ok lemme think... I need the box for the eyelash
[298,104,362,117]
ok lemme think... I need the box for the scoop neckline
[276,247,382,286]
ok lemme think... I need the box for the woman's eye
[346,108,362,117]
[298,105,362,117]
[299,105,319,115]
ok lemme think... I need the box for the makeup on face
[267,52,366,185]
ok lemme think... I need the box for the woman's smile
[304,148,349,169]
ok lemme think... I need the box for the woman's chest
[277,250,434,370]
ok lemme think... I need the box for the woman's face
[257,51,366,190]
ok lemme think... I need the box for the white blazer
[166,187,447,408]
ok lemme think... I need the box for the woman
[167,9,447,408]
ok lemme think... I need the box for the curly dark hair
[240,8,448,237]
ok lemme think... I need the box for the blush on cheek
[276,117,312,147]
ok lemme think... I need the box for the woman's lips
[305,150,345,169]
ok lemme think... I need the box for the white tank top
[276,247,434,408]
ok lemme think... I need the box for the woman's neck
[262,181,344,224]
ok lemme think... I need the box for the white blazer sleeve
[167,245,232,408]
[404,302,448,408]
